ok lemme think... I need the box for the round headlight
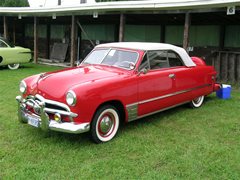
[66,90,77,106]
[19,81,27,94]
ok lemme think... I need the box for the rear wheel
[189,95,204,108]
[91,105,120,143]
[8,63,20,70]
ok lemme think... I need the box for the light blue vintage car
[0,37,32,70]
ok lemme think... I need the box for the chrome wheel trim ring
[96,108,119,142]
[99,113,115,136]
[192,96,204,107]
[8,63,20,70]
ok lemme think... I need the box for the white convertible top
[96,42,196,67]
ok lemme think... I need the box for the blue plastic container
[216,84,231,99]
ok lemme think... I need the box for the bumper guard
[16,95,90,134]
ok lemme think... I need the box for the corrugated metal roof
[0,0,239,16]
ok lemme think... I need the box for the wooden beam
[119,13,125,42]
[34,16,38,63]
[3,16,8,39]
[183,12,191,51]
[70,15,77,67]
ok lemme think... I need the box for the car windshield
[0,38,14,47]
[81,48,139,70]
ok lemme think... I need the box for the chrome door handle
[169,74,175,78]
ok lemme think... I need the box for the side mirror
[76,60,81,66]
[138,68,148,76]
[129,62,135,70]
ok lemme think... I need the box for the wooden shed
[0,0,240,82]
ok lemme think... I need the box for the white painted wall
[28,0,95,7]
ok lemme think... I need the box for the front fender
[69,75,138,124]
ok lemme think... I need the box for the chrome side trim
[139,84,211,105]
[126,84,211,122]
[126,103,138,122]
[138,101,188,119]
[128,101,189,122]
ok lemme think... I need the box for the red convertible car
[16,42,220,143]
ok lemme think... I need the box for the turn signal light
[54,113,61,122]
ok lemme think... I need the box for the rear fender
[191,57,206,66]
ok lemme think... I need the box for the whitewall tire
[190,95,204,108]
[8,63,20,70]
[91,105,120,143]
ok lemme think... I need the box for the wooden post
[13,20,16,44]
[228,53,235,82]
[215,52,221,81]
[236,55,240,82]
[183,12,191,51]
[22,22,26,46]
[119,13,125,42]
[34,16,38,63]
[70,15,77,67]
[214,52,221,81]
[220,53,228,82]
[3,16,8,39]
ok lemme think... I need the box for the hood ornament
[40,72,46,78]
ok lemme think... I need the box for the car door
[0,39,9,65]
[0,39,18,65]
[137,50,176,116]
[167,51,212,104]
[163,50,196,104]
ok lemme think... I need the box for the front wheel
[189,95,204,108]
[8,63,20,70]
[91,105,120,143]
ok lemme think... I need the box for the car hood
[35,65,126,100]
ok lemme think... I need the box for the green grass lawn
[0,63,240,179]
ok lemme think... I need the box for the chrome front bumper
[16,95,90,134]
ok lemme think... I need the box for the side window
[0,40,8,48]
[148,50,170,70]
[168,51,184,67]
[139,53,149,70]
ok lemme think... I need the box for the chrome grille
[25,94,76,119]
[34,96,68,112]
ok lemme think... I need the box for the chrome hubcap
[10,64,17,67]
[98,113,115,137]
[193,97,201,104]
[100,116,113,134]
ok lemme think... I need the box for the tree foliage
[0,0,29,7]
